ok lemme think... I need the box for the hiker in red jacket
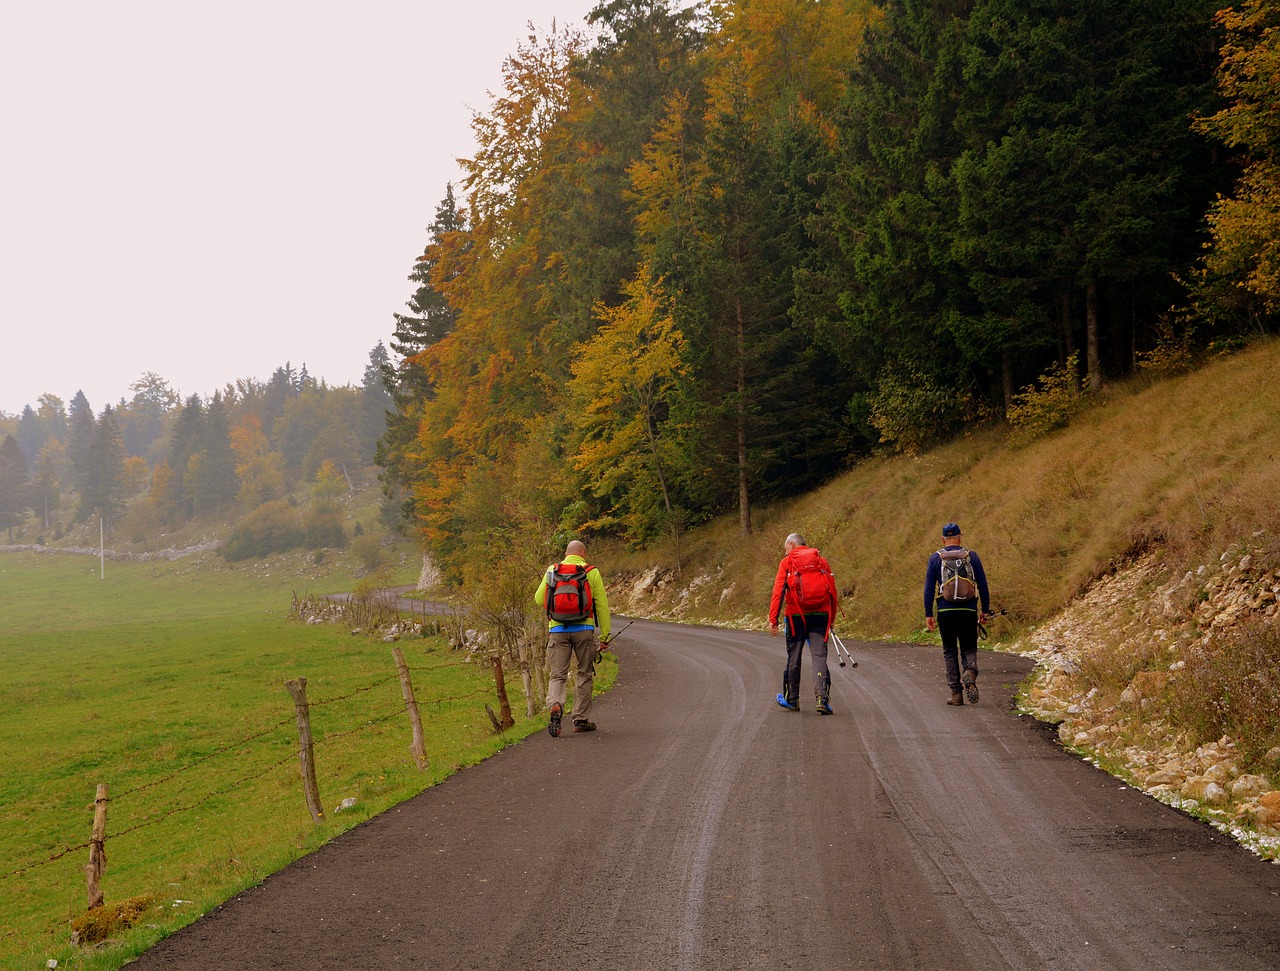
[769,533,838,714]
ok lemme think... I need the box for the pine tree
[75,406,126,526]
[185,393,238,518]
[0,434,29,540]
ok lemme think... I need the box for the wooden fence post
[491,654,515,729]
[85,783,108,909]
[392,647,428,771]
[285,678,324,823]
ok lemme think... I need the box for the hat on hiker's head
[942,523,962,537]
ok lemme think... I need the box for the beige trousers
[545,628,598,723]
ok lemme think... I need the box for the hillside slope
[606,338,1280,858]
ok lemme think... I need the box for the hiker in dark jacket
[924,523,990,706]
[769,533,838,714]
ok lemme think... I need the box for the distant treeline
[376,0,1278,578]
[0,354,393,551]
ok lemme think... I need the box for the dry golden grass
[608,337,1280,642]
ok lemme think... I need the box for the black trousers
[937,608,979,692]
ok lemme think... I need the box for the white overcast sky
[0,1,609,416]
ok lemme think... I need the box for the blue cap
[942,523,961,537]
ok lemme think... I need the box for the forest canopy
[376,0,1276,576]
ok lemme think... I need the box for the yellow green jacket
[534,554,611,639]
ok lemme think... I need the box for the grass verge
[0,551,612,970]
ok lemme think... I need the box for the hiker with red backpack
[768,533,839,714]
[924,523,991,706]
[534,539,612,737]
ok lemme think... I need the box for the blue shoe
[816,700,833,715]
[776,692,799,711]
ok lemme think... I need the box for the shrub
[302,503,346,550]
[1006,353,1084,441]
[351,532,385,572]
[223,500,303,561]
[867,365,963,455]
[1168,618,1280,765]
[1136,314,1196,377]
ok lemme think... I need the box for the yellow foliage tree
[1193,0,1280,315]
[567,265,688,543]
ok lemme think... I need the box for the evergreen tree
[953,0,1222,392]
[378,189,467,529]
[0,434,29,540]
[820,0,978,449]
[535,0,707,345]
[184,393,238,518]
[167,395,205,519]
[360,342,394,461]
[15,406,41,466]
[66,391,96,498]
[75,406,126,526]
[30,440,63,531]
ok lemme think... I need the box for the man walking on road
[535,539,611,737]
[769,533,838,714]
[924,523,991,706]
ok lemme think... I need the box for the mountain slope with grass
[603,338,1280,858]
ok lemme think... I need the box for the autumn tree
[1192,0,1280,326]
[378,190,467,530]
[147,461,181,527]
[566,264,688,545]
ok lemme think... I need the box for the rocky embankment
[1016,536,1280,861]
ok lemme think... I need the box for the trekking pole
[977,607,1006,641]
[602,618,635,646]
[830,631,858,669]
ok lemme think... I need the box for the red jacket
[769,546,837,631]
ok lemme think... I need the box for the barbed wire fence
[1,593,541,922]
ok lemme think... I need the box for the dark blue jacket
[924,545,990,618]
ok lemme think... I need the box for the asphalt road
[127,619,1280,970]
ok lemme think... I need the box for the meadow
[0,551,587,970]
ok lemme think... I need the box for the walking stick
[830,631,858,669]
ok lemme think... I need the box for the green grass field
[0,551,598,970]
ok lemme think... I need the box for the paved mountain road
[127,619,1280,970]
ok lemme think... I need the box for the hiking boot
[816,700,833,715]
[572,720,597,733]
[947,691,964,706]
[776,692,799,711]
[962,669,979,705]
[548,702,563,738]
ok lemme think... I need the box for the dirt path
[126,620,1280,970]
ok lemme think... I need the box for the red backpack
[785,547,834,614]
[545,562,595,624]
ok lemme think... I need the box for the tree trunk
[1086,280,1102,392]
[735,298,751,537]
[1001,349,1015,414]
[1061,290,1080,390]
[491,655,515,729]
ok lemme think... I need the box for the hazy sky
[0,1,607,416]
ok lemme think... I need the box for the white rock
[1232,775,1270,798]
